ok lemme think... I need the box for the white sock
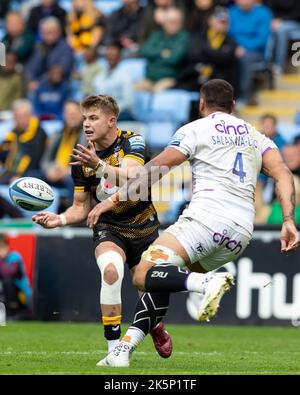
[107,339,119,353]
[122,327,145,348]
[186,272,207,292]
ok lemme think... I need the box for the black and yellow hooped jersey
[71,129,159,238]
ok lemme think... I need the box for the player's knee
[103,263,119,285]
[132,266,147,290]
[97,251,124,305]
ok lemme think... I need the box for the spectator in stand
[25,17,74,93]
[93,43,135,120]
[104,0,145,56]
[0,99,47,185]
[135,7,189,92]
[259,113,287,150]
[229,0,272,105]
[0,52,25,113]
[176,6,237,91]
[41,100,84,206]
[33,64,70,121]
[77,46,102,97]
[266,0,300,75]
[2,11,34,63]
[139,0,184,44]
[27,0,67,38]
[255,113,287,223]
[0,235,32,319]
[186,0,215,33]
[67,0,106,54]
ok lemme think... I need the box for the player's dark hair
[200,79,234,113]
[80,95,120,117]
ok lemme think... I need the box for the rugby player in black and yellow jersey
[32,95,172,362]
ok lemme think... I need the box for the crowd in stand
[0,0,300,224]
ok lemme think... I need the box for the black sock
[104,324,121,341]
[130,292,170,335]
[145,264,189,293]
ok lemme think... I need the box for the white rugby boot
[197,272,234,322]
[96,339,134,367]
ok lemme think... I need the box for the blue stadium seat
[117,121,147,139]
[118,58,146,83]
[289,30,300,40]
[145,121,177,150]
[0,25,5,41]
[132,91,152,122]
[277,123,300,144]
[149,89,192,124]
[59,0,72,13]
[95,0,122,15]
[41,120,64,137]
[0,120,14,143]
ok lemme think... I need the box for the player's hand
[70,141,99,169]
[280,220,299,253]
[32,212,61,228]
[87,198,116,228]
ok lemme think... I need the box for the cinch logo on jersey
[213,230,243,255]
[215,120,250,135]
[212,120,258,149]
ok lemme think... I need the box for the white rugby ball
[9,177,54,211]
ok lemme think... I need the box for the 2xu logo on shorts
[213,229,243,255]
[151,271,168,279]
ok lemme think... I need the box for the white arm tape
[95,159,107,177]
[59,213,67,227]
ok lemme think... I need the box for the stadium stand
[0,0,299,224]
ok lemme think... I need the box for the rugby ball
[9,177,54,211]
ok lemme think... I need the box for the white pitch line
[0,350,299,357]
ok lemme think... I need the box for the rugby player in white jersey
[82,80,299,367]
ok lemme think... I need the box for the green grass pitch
[0,322,299,375]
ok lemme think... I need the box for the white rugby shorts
[165,211,252,272]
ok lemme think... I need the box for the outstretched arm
[262,148,299,252]
[32,191,91,228]
[86,147,188,227]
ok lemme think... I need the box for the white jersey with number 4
[168,111,277,236]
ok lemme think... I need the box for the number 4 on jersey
[232,152,246,183]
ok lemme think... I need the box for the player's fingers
[71,149,85,158]
[77,144,88,152]
[87,216,95,228]
[87,211,94,228]
[32,213,46,222]
[280,238,288,252]
[93,213,99,226]
[72,148,83,155]
[72,151,90,162]
[87,141,95,151]
[286,237,299,251]
[69,160,82,166]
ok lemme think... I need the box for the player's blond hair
[80,95,120,117]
